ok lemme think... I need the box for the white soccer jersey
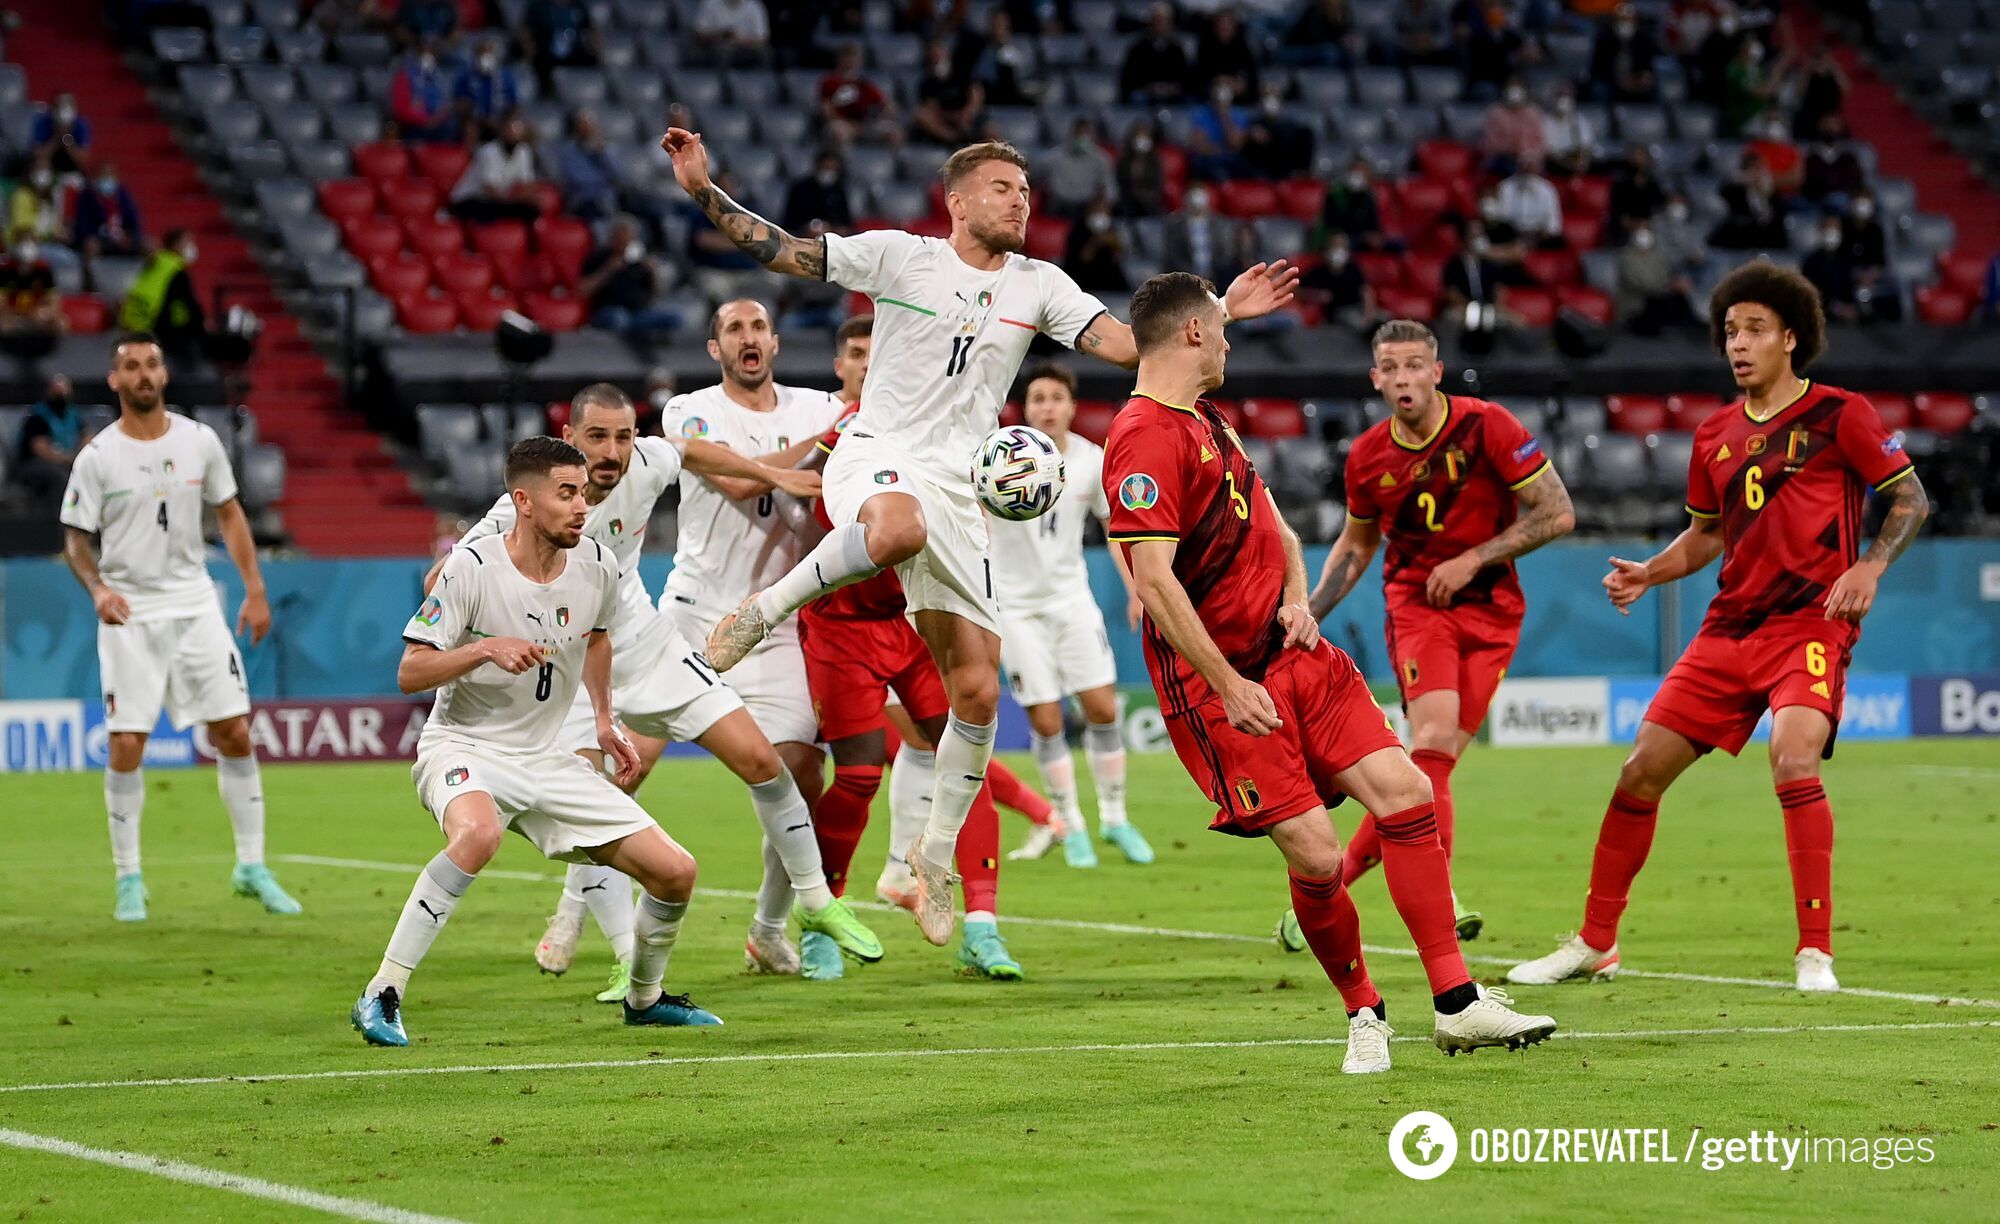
[59,412,238,622]
[659,383,845,629]
[404,535,620,755]
[987,432,1109,616]
[822,229,1107,486]
[461,436,684,681]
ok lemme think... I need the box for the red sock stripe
[1609,789,1660,818]
[1374,803,1438,846]
[1777,780,1827,808]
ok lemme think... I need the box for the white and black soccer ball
[973,424,1066,522]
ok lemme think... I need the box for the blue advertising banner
[1910,672,2000,737]
[1609,674,1909,745]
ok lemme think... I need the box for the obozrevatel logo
[1388,1111,1458,1180]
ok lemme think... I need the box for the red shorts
[799,610,949,743]
[1645,617,1852,757]
[1384,599,1522,735]
[1162,642,1405,838]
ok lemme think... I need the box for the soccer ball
[973,425,1066,522]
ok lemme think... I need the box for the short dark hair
[939,140,1030,190]
[1708,259,1826,371]
[110,330,162,360]
[707,298,771,342]
[505,436,587,488]
[1128,272,1220,354]
[570,382,633,422]
[1023,361,1076,397]
[835,314,874,346]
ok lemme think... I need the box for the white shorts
[823,435,1000,635]
[1001,603,1118,708]
[583,633,745,748]
[98,605,250,733]
[413,742,655,863]
[665,603,818,746]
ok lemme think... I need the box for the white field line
[279,854,2000,1010]
[2,1021,1995,1098]
[0,1128,470,1224]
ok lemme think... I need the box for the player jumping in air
[355,438,721,1045]
[988,362,1152,868]
[658,129,1297,943]
[1103,273,1557,1073]
[1286,320,1575,945]
[60,331,300,922]
[1509,262,1927,994]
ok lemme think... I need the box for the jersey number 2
[944,336,973,378]
[1417,491,1445,532]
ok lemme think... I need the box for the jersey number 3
[944,335,974,378]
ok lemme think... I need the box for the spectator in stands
[6,153,79,277]
[1281,0,1364,68]
[0,232,64,356]
[1161,184,1231,286]
[13,375,89,502]
[1607,143,1665,243]
[1063,198,1131,292]
[312,0,400,38]
[120,228,248,361]
[1120,2,1191,105]
[1043,119,1117,219]
[1243,81,1315,180]
[390,43,460,143]
[899,0,970,40]
[556,109,666,239]
[449,115,543,225]
[1802,214,1861,325]
[819,44,900,147]
[1453,0,1534,102]
[1314,155,1386,252]
[1719,33,1778,138]
[1482,78,1546,176]
[517,0,599,87]
[641,366,675,432]
[1187,82,1254,181]
[1615,220,1697,334]
[1392,0,1452,68]
[1791,44,1848,140]
[455,37,521,144]
[692,0,772,66]
[1541,83,1597,177]
[911,38,984,146]
[1800,114,1863,212]
[1442,218,1524,314]
[71,162,143,260]
[1495,150,1563,247]
[31,93,91,177]
[580,215,681,338]
[957,8,1035,107]
[1745,109,1803,201]
[681,169,767,301]
[1655,189,1707,270]
[1300,232,1379,333]
[767,0,832,66]
[1838,190,1898,322]
[780,150,856,234]
[1113,120,1167,218]
[1587,3,1659,102]
[1708,154,1787,249]
[394,0,457,50]
[1193,8,1259,100]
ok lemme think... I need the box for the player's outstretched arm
[62,525,130,626]
[1424,465,1576,607]
[1825,469,1928,622]
[1127,538,1282,735]
[770,442,833,543]
[1308,516,1382,620]
[214,498,272,644]
[1603,516,1724,614]
[682,437,822,501]
[397,638,542,693]
[659,127,826,279]
[1076,314,1140,369]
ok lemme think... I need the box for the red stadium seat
[1208,398,1244,431]
[455,288,515,331]
[1216,179,1279,218]
[1376,285,1436,320]
[1869,393,1914,431]
[1414,140,1476,182]
[1914,391,1975,434]
[379,176,443,222]
[342,214,404,262]
[1561,213,1604,252]
[370,251,433,297]
[317,178,377,224]
[1158,145,1188,208]
[1559,175,1612,216]
[1500,284,1558,328]
[404,214,464,260]
[528,182,563,218]
[470,220,530,263]
[412,142,472,189]
[1024,216,1069,262]
[1664,392,1725,431]
[352,141,411,184]
[999,400,1024,427]
[1915,285,1974,325]
[396,290,460,334]
[1395,179,1453,239]
[534,216,593,286]
[1071,399,1119,442]
[1936,251,1987,297]
[60,293,110,333]
[1606,394,1668,434]
[433,251,496,296]
[524,289,587,331]
[1241,397,1306,438]
[1355,250,1402,287]
[1404,251,1447,299]
[1276,178,1323,221]
[1522,248,1578,286]
[1557,284,1614,326]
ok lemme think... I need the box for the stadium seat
[432,251,497,297]
[1376,285,1436,320]
[468,221,531,266]
[524,290,587,331]
[1606,394,1668,435]
[292,141,353,182]
[1275,178,1323,222]
[1071,400,1119,443]
[150,27,209,63]
[1025,216,1070,263]
[1913,392,1975,434]
[318,178,378,224]
[1355,251,1402,288]
[1501,285,1559,328]
[300,63,359,107]
[1870,393,1915,431]
[212,24,269,63]
[1664,393,1725,432]
[203,104,265,146]
[178,65,237,108]
[263,100,326,144]
[1241,398,1307,438]
[371,252,434,298]
[456,288,516,331]
[1217,180,1279,218]
[404,215,464,260]
[304,250,367,289]
[1647,432,1697,496]
[1414,139,1476,182]
[1559,175,1612,218]
[60,294,111,334]
[1523,248,1579,287]
[379,177,444,222]
[397,290,461,334]
[412,143,473,187]
[277,215,343,258]
[1561,214,1604,252]
[343,215,405,263]
[353,141,412,185]
[1915,285,1975,324]
[533,216,593,285]
[1583,432,1650,491]
[1395,179,1453,239]
[1403,252,1447,300]
[1557,285,1614,326]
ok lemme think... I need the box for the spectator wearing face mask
[1316,156,1386,251]
[518,0,600,87]
[911,38,985,146]
[31,93,92,176]
[1800,116,1863,213]
[71,163,143,259]
[14,375,91,501]
[391,42,460,143]
[1193,9,1259,100]
[1042,120,1116,219]
[1615,220,1696,334]
[556,108,668,239]
[455,40,522,145]
[1745,110,1803,201]
[1453,0,1532,102]
[957,8,1034,107]
[119,228,213,359]
[1495,150,1564,247]
[1282,0,1365,69]
[1482,78,1546,177]
[7,152,80,276]
[1720,35,1779,139]
[1840,191,1887,272]
[1542,84,1597,177]
[1114,121,1166,218]
[1188,81,1254,181]
[1120,1,1191,105]
[1801,216,1861,324]
[1607,143,1664,242]
[1162,184,1230,286]
[1792,44,1848,140]
[0,234,66,357]
[1588,3,1659,103]
[449,115,544,225]
[1300,232,1379,333]
[1443,218,1528,314]
[1063,197,1131,292]
[818,43,901,147]
[1243,83,1315,180]
[579,214,681,338]
[1709,154,1787,249]
[781,151,857,234]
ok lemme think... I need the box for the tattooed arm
[1824,470,1927,622]
[1307,515,1382,621]
[1076,313,1140,369]
[1423,465,1577,607]
[659,127,826,279]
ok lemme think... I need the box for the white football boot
[1795,947,1839,992]
[535,911,583,975]
[1433,985,1558,1055]
[1506,934,1620,985]
[1343,1008,1394,1074]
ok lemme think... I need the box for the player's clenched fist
[481,637,546,674]
[1220,674,1282,736]
[90,584,131,626]
[1602,556,1650,614]
[600,722,642,788]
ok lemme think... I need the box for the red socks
[1778,779,1834,954]
[1409,749,1456,857]
[1580,789,1659,952]
[1373,803,1472,994]
[1340,814,1381,885]
[986,758,1055,826]
[814,765,880,898]
[957,784,1001,915]
[1287,871,1380,1012]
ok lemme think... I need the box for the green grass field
[2,741,1997,1222]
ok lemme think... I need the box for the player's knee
[1769,751,1822,786]
[449,820,505,868]
[1383,769,1434,819]
[1616,751,1673,800]
[638,848,697,900]
[862,510,926,565]
[731,743,786,785]
[1408,724,1460,757]
[1026,704,1064,737]
[951,671,1002,725]
[832,764,884,800]
[207,718,252,758]
[107,733,146,772]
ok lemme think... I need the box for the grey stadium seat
[446,444,507,506]
[1293,68,1350,109]
[204,103,266,144]
[1614,104,1669,144]
[92,257,146,300]
[228,141,294,180]
[278,215,343,258]
[335,31,395,64]
[239,64,301,106]
[326,102,385,145]
[1353,68,1407,108]
[758,110,812,146]
[870,181,930,223]
[1582,433,1650,491]
[254,176,317,220]
[291,140,353,182]
[728,75,780,110]
[554,67,610,107]
[300,63,359,107]
[212,25,271,64]
[270,25,327,63]
[1672,108,1716,142]
[263,99,327,143]
[149,28,209,64]
[1409,66,1460,106]
[671,70,726,109]
[178,65,237,108]
[417,403,484,464]
[304,250,368,289]
[240,445,287,507]
[613,67,664,108]
[0,66,24,111]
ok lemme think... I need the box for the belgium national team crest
[1403,658,1420,687]
[1233,777,1262,812]
[555,606,570,627]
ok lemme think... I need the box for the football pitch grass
[1,741,1996,1221]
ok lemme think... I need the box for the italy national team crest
[874,470,900,485]
[162,459,175,475]
[556,606,570,627]
[680,416,709,439]
[445,766,469,786]
[609,518,624,535]
[976,290,994,309]
[1118,473,1159,511]
[1232,777,1262,812]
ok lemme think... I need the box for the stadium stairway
[7,0,434,555]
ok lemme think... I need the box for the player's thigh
[165,608,249,731]
[824,442,927,555]
[803,618,896,743]
[1403,689,1464,754]
[1265,805,1344,878]
[415,747,529,858]
[829,727,890,768]
[1290,644,1408,801]
[1620,720,1704,796]
[693,706,786,783]
[779,739,826,806]
[1052,604,1118,699]
[97,620,172,733]
[1451,612,1520,737]
[1162,692,1319,838]
[619,641,745,745]
[999,611,1063,708]
[589,823,696,897]
[515,752,662,868]
[1767,705,1834,782]
[1762,625,1848,774]
[899,478,1002,637]
[1642,634,1764,757]
[1330,746,1434,819]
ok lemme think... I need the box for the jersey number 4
[944,336,974,378]
[157,503,169,532]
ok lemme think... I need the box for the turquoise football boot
[956,919,1024,981]
[799,930,846,981]
[351,986,409,1047]
[232,863,302,914]
[113,872,148,922]
[1102,822,1155,865]
[623,991,724,1027]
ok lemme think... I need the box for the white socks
[753,837,793,932]
[1084,721,1129,826]
[888,743,934,865]
[756,522,879,623]
[217,753,266,864]
[106,767,144,876]
[747,769,833,910]
[569,861,636,963]
[370,851,478,996]
[921,715,995,868]
[1031,728,1084,835]
[628,891,689,1008]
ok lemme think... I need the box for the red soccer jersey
[807,405,907,621]
[1683,381,1915,638]
[1103,393,1289,716]
[1342,393,1551,618]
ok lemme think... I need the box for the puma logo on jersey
[526,612,545,627]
